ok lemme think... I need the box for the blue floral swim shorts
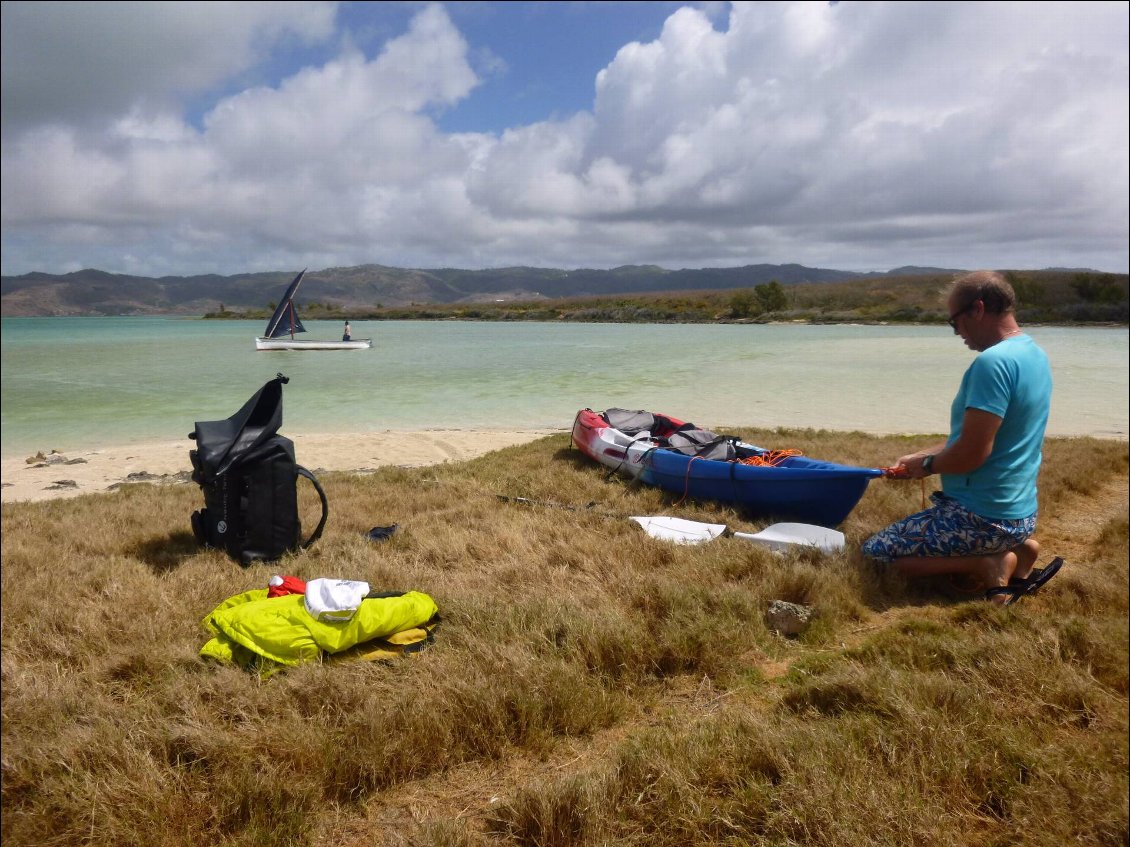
[862,491,1036,564]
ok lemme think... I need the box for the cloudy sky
[1,1,1127,278]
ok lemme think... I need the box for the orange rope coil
[739,449,803,467]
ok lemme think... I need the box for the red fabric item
[267,575,307,598]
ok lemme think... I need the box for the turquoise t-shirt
[941,334,1052,519]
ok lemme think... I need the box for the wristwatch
[922,454,935,474]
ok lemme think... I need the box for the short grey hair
[949,270,1016,314]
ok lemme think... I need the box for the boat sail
[255,270,372,351]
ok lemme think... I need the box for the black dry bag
[189,373,328,566]
[665,428,739,461]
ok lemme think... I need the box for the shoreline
[5,426,1126,506]
[0,429,562,504]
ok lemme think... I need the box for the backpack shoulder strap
[296,465,329,548]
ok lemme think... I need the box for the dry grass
[2,430,1127,847]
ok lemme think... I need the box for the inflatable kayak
[571,408,883,527]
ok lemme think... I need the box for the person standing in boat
[342,320,352,342]
[862,270,1061,604]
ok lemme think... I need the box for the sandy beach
[0,429,562,504]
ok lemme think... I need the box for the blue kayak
[641,447,882,527]
[573,408,883,527]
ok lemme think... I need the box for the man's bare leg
[893,550,1020,603]
[1011,538,1040,581]
[934,538,1041,593]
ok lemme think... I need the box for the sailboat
[255,270,372,351]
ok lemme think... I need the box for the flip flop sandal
[986,558,1065,606]
[1017,557,1064,596]
[983,585,1026,606]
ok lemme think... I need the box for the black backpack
[189,373,328,566]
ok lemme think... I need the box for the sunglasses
[947,300,979,331]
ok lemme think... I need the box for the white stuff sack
[303,578,371,622]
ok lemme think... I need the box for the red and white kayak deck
[570,408,686,478]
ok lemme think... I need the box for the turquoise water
[1,317,1126,457]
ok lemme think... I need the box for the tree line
[204,270,1128,325]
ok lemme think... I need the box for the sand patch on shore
[1,429,561,504]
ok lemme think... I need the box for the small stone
[765,599,814,637]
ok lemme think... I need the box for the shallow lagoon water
[1,317,1126,457]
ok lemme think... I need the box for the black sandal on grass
[1013,557,1065,597]
[983,585,1026,606]
[982,557,1065,606]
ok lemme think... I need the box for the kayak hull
[572,408,882,527]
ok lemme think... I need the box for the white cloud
[1,1,1127,277]
[1,1,337,135]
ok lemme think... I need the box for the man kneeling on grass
[863,270,1063,605]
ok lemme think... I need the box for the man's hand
[894,452,932,479]
[889,410,1002,480]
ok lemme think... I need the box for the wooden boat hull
[572,408,882,527]
[255,337,372,351]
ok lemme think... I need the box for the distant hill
[0,263,968,317]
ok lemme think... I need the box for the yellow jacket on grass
[200,588,439,672]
